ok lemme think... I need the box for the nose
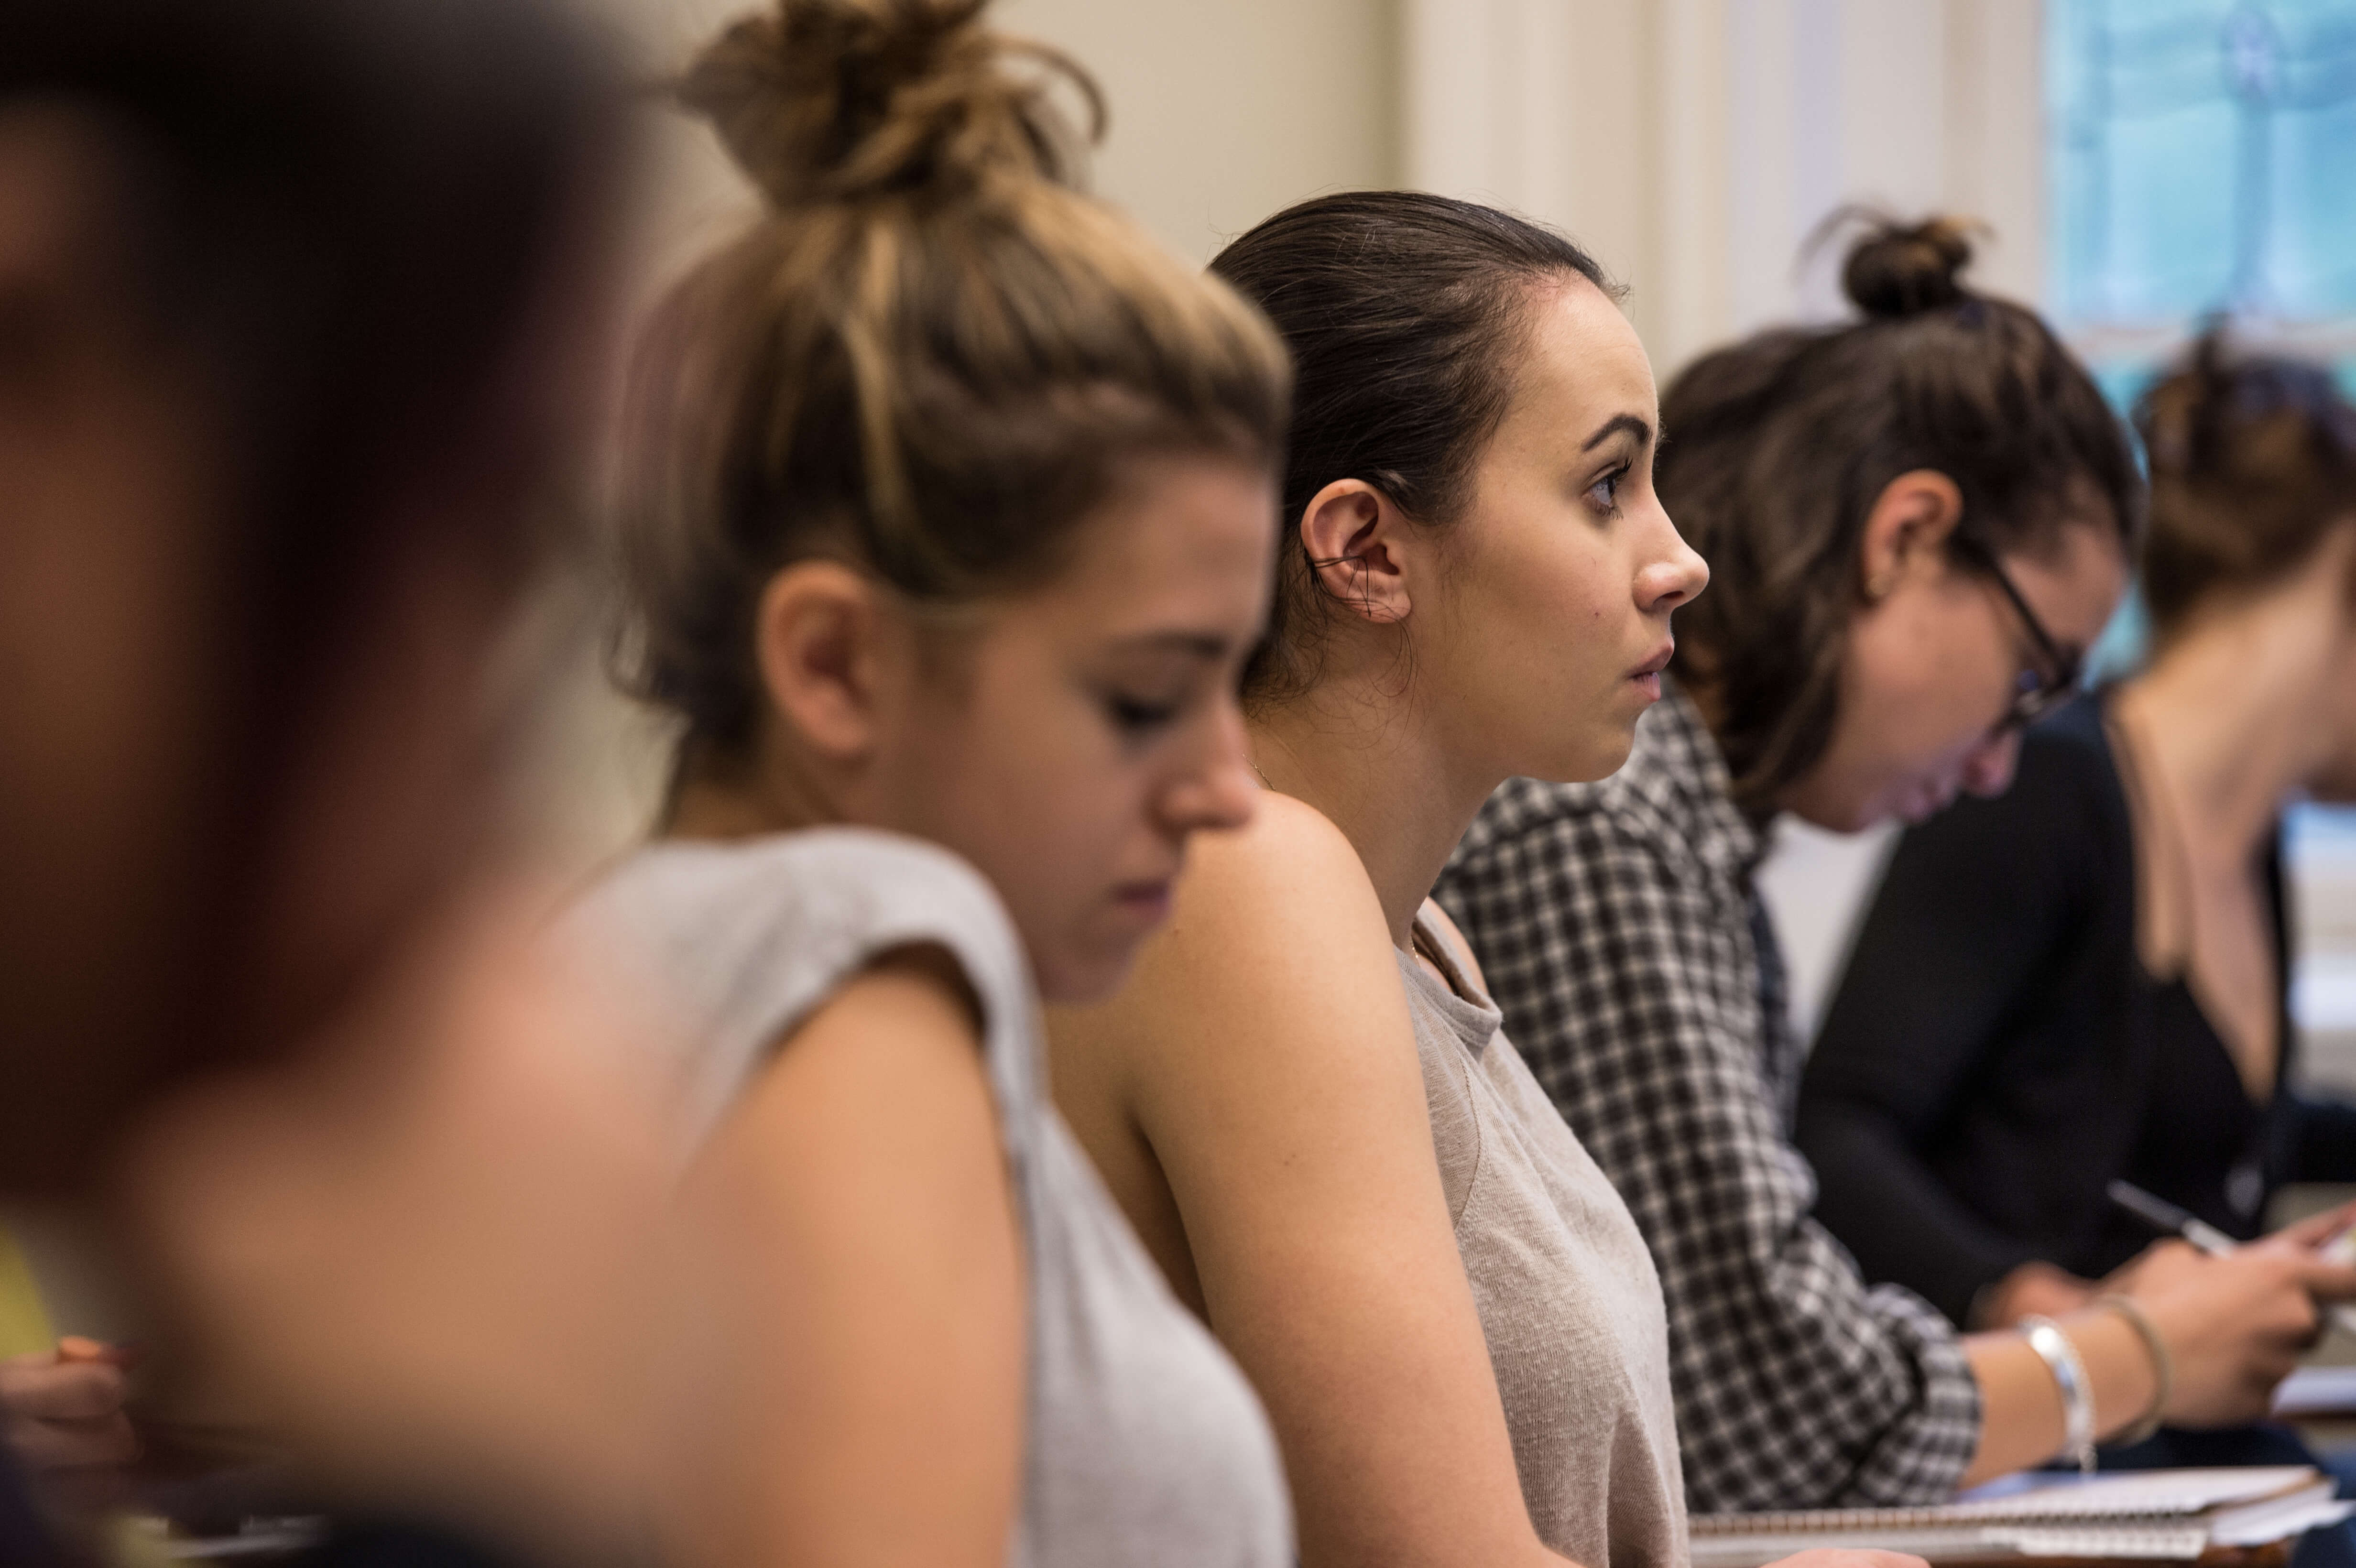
[1961,730,2023,798]
[1157,700,1258,837]
[1637,509,1710,615]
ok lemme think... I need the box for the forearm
[1960,1306,2157,1488]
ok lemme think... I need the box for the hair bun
[677,0,1102,209]
[1841,215,1976,319]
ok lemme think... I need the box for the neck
[2118,566,2354,864]
[663,741,839,842]
[1248,666,1502,951]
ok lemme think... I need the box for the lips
[1629,642,1674,681]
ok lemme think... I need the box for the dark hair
[1658,214,2142,814]
[0,0,612,1127]
[2137,332,2356,638]
[0,0,612,685]
[1209,190,1616,707]
[619,0,1291,762]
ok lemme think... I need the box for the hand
[114,886,677,1565]
[0,1344,136,1473]
[1764,1551,1931,1568]
[1973,1261,2098,1329]
[2111,1236,2356,1426]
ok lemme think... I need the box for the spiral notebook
[1690,1467,2353,1567]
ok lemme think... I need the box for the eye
[1105,693,1183,736]
[1583,466,1627,515]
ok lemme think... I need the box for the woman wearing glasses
[1801,338,2356,1371]
[1433,220,2356,1515]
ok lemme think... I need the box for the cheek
[889,663,1145,949]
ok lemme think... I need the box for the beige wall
[600,0,1400,268]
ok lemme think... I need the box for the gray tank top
[1400,904,1687,1568]
[568,828,1293,1568]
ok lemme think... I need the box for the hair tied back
[677,0,1105,210]
[1832,211,1980,320]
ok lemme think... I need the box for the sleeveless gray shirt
[1400,904,1688,1568]
[569,828,1293,1568]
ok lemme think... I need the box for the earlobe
[752,562,886,761]
[1299,479,1414,625]
[1858,468,1967,599]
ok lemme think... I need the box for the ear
[1299,479,1417,625]
[751,561,893,762]
[1858,469,1967,602]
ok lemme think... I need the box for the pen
[2106,1179,2238,1256]
[2108,1177,2356,1339]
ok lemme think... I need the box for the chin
[1533,726,1639,787]
[1030,942,1141,1010]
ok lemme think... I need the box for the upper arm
[1058,799,1557,1568]
[670,949,1024,1568]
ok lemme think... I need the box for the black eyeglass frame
[1949,531,2083,734]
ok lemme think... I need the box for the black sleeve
[2287,1094,2356,1183]
[1797,718,2117,1326]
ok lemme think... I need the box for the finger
[52,1337,133,1369]
[5,1413,139,1472]
[2280,1200,2356,1248]
[0,1362,126,1421]
[2287,1259,2356,1299]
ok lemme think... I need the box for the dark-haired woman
[572,2,1297,1565]
[1801,342,2356,1417]
[1050,192,1911,1568]
[1433,220,2356,1514]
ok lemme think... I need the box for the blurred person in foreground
[1803,338,2356,1474]
[0,1,673,1563]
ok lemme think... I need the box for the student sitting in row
[1802,339,2356,1482]
[569,1,1296,1562]
[1433,218,2356,1514]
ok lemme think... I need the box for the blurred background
[548,0,2356,1084]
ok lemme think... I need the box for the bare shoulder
[1165,790,1393,965]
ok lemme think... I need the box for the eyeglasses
[1950,531,2083,734]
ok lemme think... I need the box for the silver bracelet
[2023,1315,2098,1473]
[2097,1294,2172,1446]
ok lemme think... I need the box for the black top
[1796,691,2356,1328]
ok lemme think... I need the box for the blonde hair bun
[678,0,1102,209]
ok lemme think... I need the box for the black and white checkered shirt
[1433,687,1982,1514]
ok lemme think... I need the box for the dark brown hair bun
[677,0,1101,210]
[1840,214,1977,319]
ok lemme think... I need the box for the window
[2049,0,2356,329]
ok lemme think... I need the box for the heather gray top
[569,828,1293,1568]
[1400,904,1687,1568]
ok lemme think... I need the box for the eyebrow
[1581,413,1654,453]
[1105,630,1233,660]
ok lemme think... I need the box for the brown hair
[1208,191,1616,708]
[2137,332,2356,640]
[1658,214,2142,814]
[617,0,1291,761]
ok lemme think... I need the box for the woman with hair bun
[571,1,1295,1564]
[1803,338,2356,1473]
[1434,218,2356,1513]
